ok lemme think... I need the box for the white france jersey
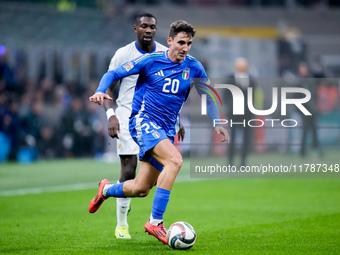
[108,41,168,112]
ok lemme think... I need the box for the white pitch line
[0,182,98,197]
[0,174,206,197]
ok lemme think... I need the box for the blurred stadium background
[0,0,339,163]
[1,2,340,254]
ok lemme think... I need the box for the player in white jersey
[102,12,184,239]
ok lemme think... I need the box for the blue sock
[106,182,126,197]
[151,187,171,220]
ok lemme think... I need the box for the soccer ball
[167,221,196,250]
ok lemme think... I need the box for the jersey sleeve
[108,53,120,71]
[155,42,168,52]
[95,56,146,94]
[193,63,222,126]
[108,47,126,71]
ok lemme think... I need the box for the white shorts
[116,107,140,155]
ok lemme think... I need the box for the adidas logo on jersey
[155,70,164,76]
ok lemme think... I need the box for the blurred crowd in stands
[1,43,339,163]
[0,47,107,162]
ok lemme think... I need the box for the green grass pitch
[0,152,339,254]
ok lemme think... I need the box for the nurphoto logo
[200,83,311,128]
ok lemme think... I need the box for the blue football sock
[106,182,126,197]
[151,187,171,220]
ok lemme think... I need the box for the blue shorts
[129,114,175,171]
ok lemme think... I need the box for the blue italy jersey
[96,50,212,138]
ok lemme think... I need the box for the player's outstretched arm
[89,69,119,106]
[194,82,230,143]
[89,92,113,106]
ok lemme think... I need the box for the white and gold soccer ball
[167,221,196,250]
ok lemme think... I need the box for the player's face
[134,17,157,46]
[167,32,193,63]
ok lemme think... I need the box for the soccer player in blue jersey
[88,20,229,245]
[101,12,182,240]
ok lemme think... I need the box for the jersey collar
[135,41,156,54]
[165,50,186,64]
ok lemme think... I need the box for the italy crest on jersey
[182,68,190,80]
[152,131,160,139]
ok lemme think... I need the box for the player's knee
[175,155,183,169]
[132,185,150,197]
[137,189,150,197]
[138,190,150,197]
[169,154,183,173]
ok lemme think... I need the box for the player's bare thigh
[122,138,183,196]
[122,160,160,197]
[148,138,183,191]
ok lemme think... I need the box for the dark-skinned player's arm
[103,81,120,139]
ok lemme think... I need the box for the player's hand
[215,126,230,143]
[89,92,113,106]
[177,122,185,142]
[108,115,120,139]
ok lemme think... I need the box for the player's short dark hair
[135,12,157,24]
[169,20,195,39]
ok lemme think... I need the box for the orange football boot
[89,179,111,213]
[144,219,168,245]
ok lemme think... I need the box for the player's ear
[167,37,172,46]
[133,25,137,33]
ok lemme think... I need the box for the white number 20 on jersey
[162,78,179,94]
